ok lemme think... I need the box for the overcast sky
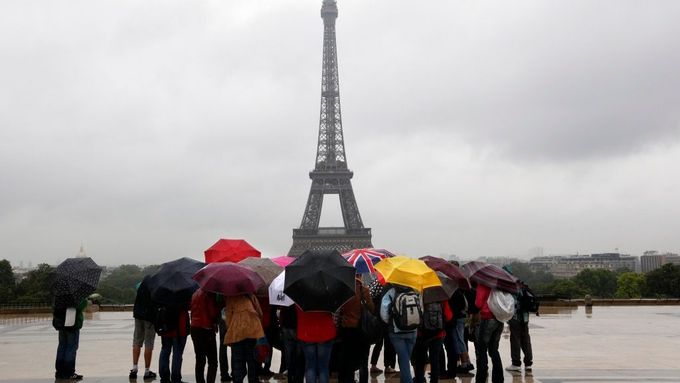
[1,0,679,266]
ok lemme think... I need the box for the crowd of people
[52,260,536,383]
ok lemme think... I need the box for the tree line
[1,258,679,305]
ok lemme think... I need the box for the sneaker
[69,373,84,380]
[384,367,398,374]
[505,365,521,372]
[221,375,233,382]
[143,370,157,380]
[129,369,138,379]
[456,364,474,374]
[525,365,533,372]
[370,366,383,374]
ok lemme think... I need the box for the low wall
[539,298,680,307]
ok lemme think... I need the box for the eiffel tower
[288,0,372,256]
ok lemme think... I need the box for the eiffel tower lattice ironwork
[288,0,372,256]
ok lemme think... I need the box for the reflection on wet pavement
[1,306,679,382]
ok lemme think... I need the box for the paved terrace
[1,306,679,383]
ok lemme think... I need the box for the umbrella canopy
[342,248,388,274]
[53,257,102,308]
[204,239,261,263]
[272,256,296,267]
[371,248,397,258]
[147,257,205,306]
[420,256,471,290]
[460,261,520,293]
[373,255,441,292]
[284,250,356,312]
[193,262,265,297]
[238,257,282,285]
[268,271,294,307]
[423,271,457,304]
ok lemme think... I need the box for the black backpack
[519,284,540,314]
[421,302,444,332]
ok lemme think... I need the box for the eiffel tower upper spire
[289,0,372,256]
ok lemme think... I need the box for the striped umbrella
[342,248,389,274]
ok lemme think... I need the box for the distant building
[529,253,638,278]
[641,251,680,272]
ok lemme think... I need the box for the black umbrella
[284,250,356,312]
[147,257,205,306]
[53,257,102,308]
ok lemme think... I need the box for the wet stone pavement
[1,306,679,383]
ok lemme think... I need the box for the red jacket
[475,284,493,320]
[191,289,219,330]
[296,307,336,343]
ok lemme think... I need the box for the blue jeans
[55,329,79,378]
[231,338,258,383]
[389,331,417,383]
[160,335,188,383]
[302,340,334,383]
[475,319,504,383]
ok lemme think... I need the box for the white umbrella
[268,271,294,306]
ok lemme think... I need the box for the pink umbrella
[272,256,296,267]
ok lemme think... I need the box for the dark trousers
[160,335,188,383]
[413,337,443,383]
[440,326,457,375]
[218,320,230,380]
[231,338,257,383]
[370,331,396,368]
[192,327,218,383]
[282,328,305,383]
[508,319,533,367]
[338,328,371,383]
[55,329,79,378]
[474,319,504,383]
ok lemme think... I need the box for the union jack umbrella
[342,248,390,274]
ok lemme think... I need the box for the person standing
[130,276,157,380]
[191,288,221,383]
[157,304,190,383]
[337,276,374,383]
[224,294,264,383]
[297,307,337,383]
[380,285,421,383]
[474,284,504,383]
[412,299,452,383]
[53,298,87,380]
[505,283,533,373]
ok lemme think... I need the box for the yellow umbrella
[374,255,442,292]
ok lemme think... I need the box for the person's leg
[338,329,354,383]
[55,330,67,378]
[358,340,371,383]
[283,329,296,382]
[428,338,442,383]
[508,319,521,367]
[302,343,319,383]
[488,320,504,383]
[243,339,258,383]
[520,321,533,368]
[193,329,208,383]
[170,335,187,383]
[63,329,80,377]
[370,336,383,369]
[219,321,231,381]
[411,337,427,383]
[389,333,414,383]
[230,340,247,383]
[159,336,172,383]
[474,321,490,383]
[206,330,219,383]
[443,326,455,374]
[384,333,397,370]
[316,341,334,383]
[294,339,306,383]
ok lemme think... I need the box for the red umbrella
[192,262,265,296]
[460,261,519,293]
[204,239,261,263]
[420,256,471,290]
